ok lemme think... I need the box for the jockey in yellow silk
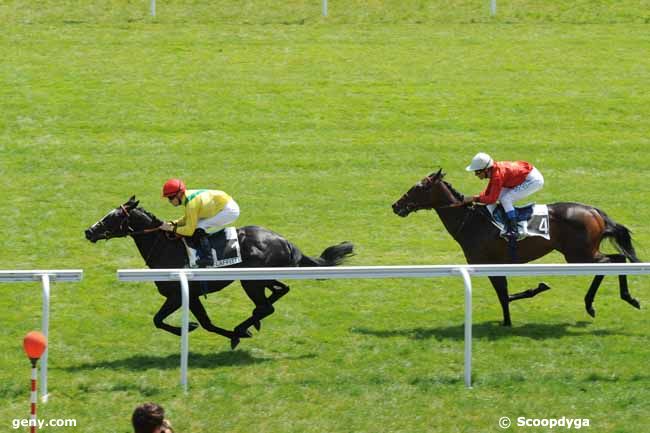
[160,178,240,267]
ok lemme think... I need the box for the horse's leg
[584,275,604,318]
[618,274,641,309]
[488,276,512,326]
[251,280,290,331]
[509,282,551,302]
[153,296,196,336]
[582,253,633,317]
[563,253,606,318]
[267,280,290,304]
[188,296,238,339]
[606,253,641,310]
[234,280,276,337]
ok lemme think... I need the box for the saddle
[486,203,550,241]
[182,227,242,268]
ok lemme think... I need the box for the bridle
[397,175,475,237]
[107,206,165,266]
[121,206,161,236]
[99,205,161,240]
[397,176,444,213]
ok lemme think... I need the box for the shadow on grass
[62,350,316,372]
[352,320,632,341]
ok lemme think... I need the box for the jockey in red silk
[461,152,544,238]
[159,178,240,267]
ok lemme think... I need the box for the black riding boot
[505,218,518,262]
[193,229,214,268]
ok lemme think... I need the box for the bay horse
[392,169,641,326]
[85,196,354,349]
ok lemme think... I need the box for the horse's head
[84,196,163,243]
[392,169,463,217]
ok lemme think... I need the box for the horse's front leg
[509,282,551,302]
[488,276,512,326]
[153,296,198,336]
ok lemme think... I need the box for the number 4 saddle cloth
[182,226,243,268]
[490,204,550,241]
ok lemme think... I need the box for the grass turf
[1,2,649,432]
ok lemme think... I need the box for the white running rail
[118,263,650,390]
[0,270,83,402]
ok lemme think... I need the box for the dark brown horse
[392,169,641,326]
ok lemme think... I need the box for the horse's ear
[431,168,444,180]
[126,195,139,208]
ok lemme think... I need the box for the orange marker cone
[23,331,47,433]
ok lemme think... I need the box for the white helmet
[466,152,493,171]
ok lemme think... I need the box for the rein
[121,205,166,265]
[119,205,162,237]
[402,176,475,237]
[128,227,161,236]
[101,206,164,265]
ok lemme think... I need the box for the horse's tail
[597,209,640,263]
[299,242,354,267]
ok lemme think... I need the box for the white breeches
[487,167,544,214]
[197,200,240,233]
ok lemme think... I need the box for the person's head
[162,178,186,207]
[465,152,493,179]
[132,402,174,433]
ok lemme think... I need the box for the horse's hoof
[188,322,199,332]
[253,320,261,331]
[538,282,551,293]
[235,326,253,338]
[586,306,596,318]
[631,299,641,309]
[230,337,240,350]
[502,321,512,327]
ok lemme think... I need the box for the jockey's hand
[159,221,174,232]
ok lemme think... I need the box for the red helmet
[162,178,186,197]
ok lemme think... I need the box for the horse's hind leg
[607,254,641,310]
[584,254,641,317]
[239,281,291,333]
[585,275,604,318]
[565,253,606,318]
[488,276,512,326]
[267,280,290,305]
[234,280,277,338]
[619,274,641,309]
[250,280,290,331]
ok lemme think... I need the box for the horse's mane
[441,180,465,201]
[135,207,162,225]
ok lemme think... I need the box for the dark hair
[132,403,165,433]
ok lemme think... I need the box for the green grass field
[1,2,649,432]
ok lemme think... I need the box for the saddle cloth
[183,227,242,268]
[491,204,550,241]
